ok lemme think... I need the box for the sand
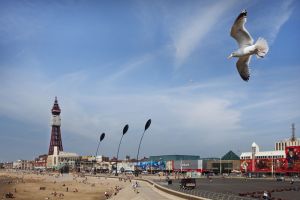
[0,170,129,200]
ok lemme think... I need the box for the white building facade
[47,146,80,171]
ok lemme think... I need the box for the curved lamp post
[94,133,105,174]
[115,124,129,176]
[136,119,151,176]
[95,133,105,158]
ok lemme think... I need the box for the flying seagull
[228,10,269,81]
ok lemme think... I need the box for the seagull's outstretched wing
[236,55,251,81]
[230,10,253,48]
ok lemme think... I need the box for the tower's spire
[51,96,61,115]
[291,123,296,141]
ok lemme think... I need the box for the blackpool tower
[48,97,63,155]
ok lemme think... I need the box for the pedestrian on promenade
[291,178,294,184]
[263,191,271,200]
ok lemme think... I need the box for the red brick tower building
[48,97,63,155]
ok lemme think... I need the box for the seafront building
[47,146,80,172]
[275,124,300,150]
[202,151,241,174]
[34,154,47,170]
[12,160,34,170]
[79,155,110,173]
[1,162,13,169]
[240,124,300,175]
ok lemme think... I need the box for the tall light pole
[95,133,105,159]
[115,124,129,176]
[271,153,274,178]
[219,157,222,175]
[135,119,151,176]
[94,133,105,174]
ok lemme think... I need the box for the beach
[0,170,129,200]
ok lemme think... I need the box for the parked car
[125,170,133,174]
[179,178,196,189]
[276,176,285,181]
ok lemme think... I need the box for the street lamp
[115,124,129,176]
[220,157,222,175]
[94,133,105,174]
[95,133,106,158]
[135,119,151,176]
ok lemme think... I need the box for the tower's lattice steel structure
[48,97,63,155]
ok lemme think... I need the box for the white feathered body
[232,45,256,57]
[232,37,269,58]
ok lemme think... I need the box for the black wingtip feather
[241,75,250,82]
[235,9,247,23]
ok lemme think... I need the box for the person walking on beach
[132,182,137,193]
[104,191,109,199]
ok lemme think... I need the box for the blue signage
[136,161,166,170]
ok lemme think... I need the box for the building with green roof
[202,150,241,174]
[221,150,240,160]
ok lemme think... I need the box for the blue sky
[0,0,299,162]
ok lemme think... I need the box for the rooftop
[221,150,240,160]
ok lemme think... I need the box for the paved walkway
[111,180,184,200]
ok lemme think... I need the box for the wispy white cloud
[103,53,154,84]
[269,0,294,44]
[252,0,294,44]
[170,0,237,67]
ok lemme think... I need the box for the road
[157,177,300,200]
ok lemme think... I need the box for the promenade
[111,180,184,200]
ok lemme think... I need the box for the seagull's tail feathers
[255,37,269,58]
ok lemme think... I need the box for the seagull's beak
[227,54,233,59]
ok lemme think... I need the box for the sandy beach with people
[0,170,130,200]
